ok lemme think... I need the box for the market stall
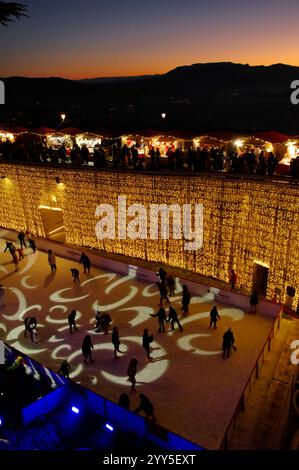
[193,131,239,151]
[281,137,299,163]
[0,129,15,142]
[148,134,185,156]
[75,132,102,154]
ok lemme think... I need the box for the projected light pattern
[0,236,278,449]
[0,236,245,385]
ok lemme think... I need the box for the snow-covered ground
[0,236,275,449]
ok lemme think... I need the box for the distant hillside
[1,62,299,133]
[77,75,159,84]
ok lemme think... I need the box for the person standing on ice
[82,335,94,364]
[150,307,167,333]
[58,360,71,378]
[157,267,167,285]
[134,393,157,421]
[80,252,91,274]
[28,238,36,253]
[229,269,237,290]
[209,305,220,329]
[71,268,80,283]
[127,358,138,392]
[142,328,154,360]
[47,249,57,272]
[157,282,170,306]
[68,309,78,333]
[166,275,175,297]
[181,285,191,316]
[112,326,122,358]
[17,230,26,249]
[166,306,183,332]
[222,327,235,359]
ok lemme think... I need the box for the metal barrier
[219,308,283,449]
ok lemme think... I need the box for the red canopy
[252,131,289,144]
[32,127,55,135]
[60,127,83,136]
[3,127,28,134]
[203,131,240,141]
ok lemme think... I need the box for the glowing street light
[61,113,66,121]
[161,113,166,119]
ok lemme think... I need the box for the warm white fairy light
[0,164,298,307]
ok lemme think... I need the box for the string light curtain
[0,164,298,306]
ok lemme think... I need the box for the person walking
[80,252,91,274]
[142,328,153,360]
[127,358,138,392]
[229,269,237,291]
[71,268,80,283]
[222,327,236,359]
[58,360,71,378]
[4,241,16,256]
[157,267,167,285]
[68,309,78,333]
[112,326,122,358]
[101,312,112,334]
[150,307,167,333]
[182,285,191,316]
[94,310,102,333]
[28,238,36,253]
[249,290,259,313]
[209,305,220,329]
[17,247,24,260]
[12,251,19,271]
[47,249,57,272]
[17,231,26,249]
[166,275,175,297]
[134,393,156,421]
[82,335,94,364]
[166,306,183,331]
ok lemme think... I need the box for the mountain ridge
[1,62,298,133]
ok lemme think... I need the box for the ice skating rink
[0,236,276,449]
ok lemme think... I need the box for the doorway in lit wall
[39,206,66,243]
[252,262,269,297]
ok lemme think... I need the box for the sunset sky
[1,0,299,79]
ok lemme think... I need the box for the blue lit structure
[0,343,203,451]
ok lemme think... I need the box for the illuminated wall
[0,164,298,306]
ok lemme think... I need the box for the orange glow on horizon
[5,55,299,81]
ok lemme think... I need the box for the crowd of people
[0,138,283,176]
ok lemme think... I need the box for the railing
[0,158,298,184]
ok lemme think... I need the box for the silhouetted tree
[0,2,28,26]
